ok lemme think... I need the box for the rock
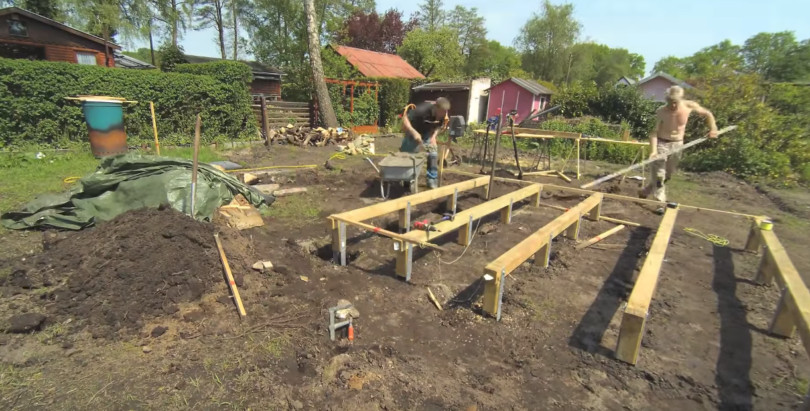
[478,223,497,235]
[183,309,205,323]
[150,325,168,338]
[252,260,274,272]
[7,313,46,333]
[290,238,317,255]
[142,346,153,354]
[291,400,303,410]
[300,276,309,282]
[335,299,360,319]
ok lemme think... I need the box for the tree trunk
[232,0,238,60]
[171,0,179,46]
[304,0,338,127]
[217,1,226,59]
[148,22,156,66]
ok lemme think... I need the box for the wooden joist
[328,176,490,267]
[615,207,679,365]
[748,224,810,358]
[333,176,490,223]
[394,183,543,280]
[481,193,603,319]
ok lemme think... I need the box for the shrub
[174,61,253,85]
[372,77,410,127]
[0,58,257,148]
[158,44,188,72]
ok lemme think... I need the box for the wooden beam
[754,229,810,358]
[400,184,542,245]
[329,215,446,252]
[332,176,489,222]
[473,128,650,146]
[616,207,679,365]
[575,225,626,250]
[481,194,603,317]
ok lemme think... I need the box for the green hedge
[372,77,411,128]
[0,58,257,148]
[174,61,253,85]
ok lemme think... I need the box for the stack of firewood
[266,124,353,147]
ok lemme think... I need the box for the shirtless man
[641,86,718,211]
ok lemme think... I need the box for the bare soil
[0,136,808,410]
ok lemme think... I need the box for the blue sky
[142,0,810,75]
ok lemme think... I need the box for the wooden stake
[556,170,572,183]
[149,101,160,156]
[427,287,443,310]
[575,225,625,250]
[214,233,246,317]
[190,114,201,216]
[576,135,581,179]
[600,216,641,227]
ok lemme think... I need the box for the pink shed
[486,78,553,123]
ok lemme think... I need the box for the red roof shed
[332,45,424,79]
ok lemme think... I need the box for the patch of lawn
[0,151,99,213]
[0,147,224,214]
[262,189,321,226]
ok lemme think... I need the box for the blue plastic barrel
[81,99,127,157]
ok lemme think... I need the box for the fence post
[260,95,270,143]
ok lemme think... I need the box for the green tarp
[1,154,272,230]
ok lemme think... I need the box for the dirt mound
[4,207,252,339]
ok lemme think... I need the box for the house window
[8,19,27,37]
[76,52,97,65]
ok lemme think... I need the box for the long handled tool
[580,125,737,189]
[506,110,524,179]
[190,114,202,215]
[486,112,505,200]
[478,116,498,173]
[214,233,246,317]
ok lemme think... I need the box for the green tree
[516,0,581,84]
[652,56,689,79]
[318,0,376,41]
[193,0,228,59]
[568,43,645,86]
[20,0,62,19]
[773,39,810,81]
[397,27,462,78]
[446,5,487,76]
[413,0,444,32]
[742,31,797,80]
[471,40,523,82]
[158,43,187,71]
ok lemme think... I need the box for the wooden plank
[214,233,247,317]
[485,194,602,276]
[474,128,650,146]
[757,229,810,356]
[329,215,446,252]
[581,126,738,189]
[333,176,490,222]
[575,225,625,250]
[481,193,603,317]
[615,207,678,365]
[401,184,543,245]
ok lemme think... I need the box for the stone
[335,299,360,319]
[151,325,168,338]
[291,400,303,410]
[142,346,153,354]
[7,313,46,333]
[252,260,274,272]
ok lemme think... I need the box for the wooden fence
[251,95,314,139]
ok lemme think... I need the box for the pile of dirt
[2,207,253,339]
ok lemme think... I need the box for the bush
[158,44,188,72]
[326,83,379,127]
[372,77,410,128]
[0,58,257,148]
[174,61,253,85]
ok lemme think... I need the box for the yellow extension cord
[63,176,80,184]
[683,227,729,247]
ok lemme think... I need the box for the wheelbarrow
[366,153,425,199]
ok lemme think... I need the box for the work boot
[427,178,438,189]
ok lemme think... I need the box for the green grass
[262,188,322,226]
[0,147,224,213]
